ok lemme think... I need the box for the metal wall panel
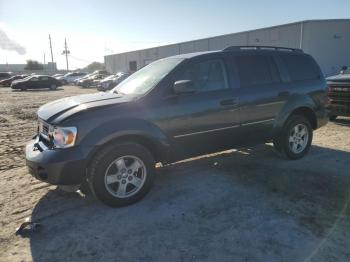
[104,20,350,76]
[208,33,247,50]
[303,20,350,76]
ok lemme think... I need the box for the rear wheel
[50,84,57,90]
[87,142,156,207]
[273,115,313,160]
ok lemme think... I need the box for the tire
[21,86,27,91]
[273,114,313,160]
[329,115,337,121]
[50,84,57,90]
[87,142,156,207]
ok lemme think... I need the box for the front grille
[329,85,350,114]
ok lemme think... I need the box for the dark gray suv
[26,46,328,207]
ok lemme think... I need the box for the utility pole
[62,38,70,72]
[49,34,54,63]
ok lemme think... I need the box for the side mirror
[173,80,195,94]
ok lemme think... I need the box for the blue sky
[0,0,349,69]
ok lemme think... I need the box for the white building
[104,19,350,77]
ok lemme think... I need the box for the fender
[79,117,171,161]
[272,93,317,136]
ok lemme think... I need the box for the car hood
[38,92,136,123]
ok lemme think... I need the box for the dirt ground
[0,86,349,262]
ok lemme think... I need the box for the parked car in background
[0,72,12,81]
[26,46,328,207]
[56,72,88,85]
[52,73,64,78]
[326,66,350,120]
[11,75,62,91]
[74,70,110,86]
[0,74,28,87]
[79,74,109,88]
[97,72,130,91]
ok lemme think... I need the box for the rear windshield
[280,54,320,81]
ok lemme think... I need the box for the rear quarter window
[280,54,320,81]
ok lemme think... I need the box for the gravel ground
[0,86,349,262]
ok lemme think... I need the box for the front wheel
[273,115,313,160]
[87,142,156,207]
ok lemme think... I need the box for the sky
[0,0,349,70]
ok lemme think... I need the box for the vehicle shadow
[332,117,350,127]
[11,88,64,92]
[28,144,350,262]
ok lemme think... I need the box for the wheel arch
[289,107,317,129]
[84,131,170,173]
[273,94,318,136]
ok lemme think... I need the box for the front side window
[179,59,228,92]
[236,55,280,87]
[113,58,183,95]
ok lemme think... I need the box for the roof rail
[223,46,303,53]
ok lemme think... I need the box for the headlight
[51,126,77,148]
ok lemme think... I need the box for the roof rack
[223,46,303,53]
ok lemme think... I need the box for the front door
[162,56,240,160]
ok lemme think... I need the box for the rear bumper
[25,137,87,185]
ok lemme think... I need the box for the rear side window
[180,59,228,92]
[236,55,280,87]
[280,54,320,81]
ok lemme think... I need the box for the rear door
[233,53,288,143]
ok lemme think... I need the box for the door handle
[220,98,237,106]
[278,91,289,98]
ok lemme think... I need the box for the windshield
[112,58,183,95]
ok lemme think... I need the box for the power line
[68,55,95,64]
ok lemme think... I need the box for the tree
[83,62,105,72]
[24,60,44,70]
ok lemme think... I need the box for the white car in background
[52,73,64,78]
[56,72,88,85]
[97,72,130,91]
